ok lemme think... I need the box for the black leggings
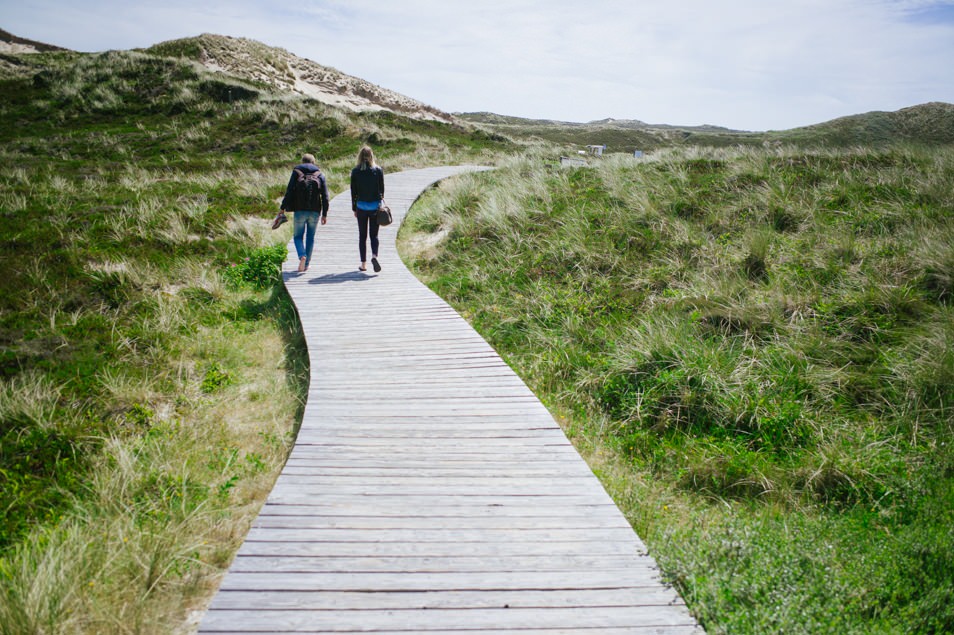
[356,208,380,262]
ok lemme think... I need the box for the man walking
[281,153,330,272]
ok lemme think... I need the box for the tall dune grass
[0,132,305,633]
[400,144,954,634]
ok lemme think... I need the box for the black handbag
[376,202,393,226]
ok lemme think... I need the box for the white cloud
[2,0,953,130]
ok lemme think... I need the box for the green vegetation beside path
[400,146,954,634]
[0,46,509,633]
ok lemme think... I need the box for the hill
[0,28,68,53]
[147,33,455,123]
[0,28,74,78]
[777,101,954,145]
[461,102,954,151]
[460,111,761,152]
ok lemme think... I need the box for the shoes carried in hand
[371,257,381,272]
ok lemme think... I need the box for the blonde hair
[356,146,376,170]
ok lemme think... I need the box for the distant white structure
[560,156,587,167]
[633,150,644,158]
[585,144,606,156]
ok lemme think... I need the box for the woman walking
[350,146,385,272]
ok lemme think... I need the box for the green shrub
[200,362,232,394]
[221,244,287,289]
[0,417,91,549]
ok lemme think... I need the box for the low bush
[221,243,287,289]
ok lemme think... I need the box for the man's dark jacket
[281,163,330,215]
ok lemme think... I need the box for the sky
[3,0,954,131]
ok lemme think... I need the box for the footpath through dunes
[198,166,703,634]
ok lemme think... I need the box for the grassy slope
[461,102,954,152]
[776,102,954,147]
[400,146,954,634]
[0,48,511,633]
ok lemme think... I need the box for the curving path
[198,166,703,634]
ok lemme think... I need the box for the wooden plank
[200,606,699,632]
[201,628,703,635]
[265,485,611,499]
[206,587,685,610]
[251,515,631,530]
[290,431,568,440]
[281,446,584,458]
[288,432,571,443]
[276,467,599,478]
[224,554,654,574]
[263,492,617,507]
[280,456,591,467]
[235,540,644,559]
[268,474,605,486]
[241,527,644,545]
[215,569,668,592]
[287,437,578,448]
[299,415,559,424]
[265,485,610,500]
[256,503,625,518]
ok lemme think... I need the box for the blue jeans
[293,211,320,266]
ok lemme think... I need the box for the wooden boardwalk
[198,166,703,634]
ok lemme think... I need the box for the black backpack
[294,168,324,211]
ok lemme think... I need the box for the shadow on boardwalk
[308,271,378,284]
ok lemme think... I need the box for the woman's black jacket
[350,164,385,211]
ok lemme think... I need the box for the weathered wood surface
[198,166,703,634]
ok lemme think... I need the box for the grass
[0,44,512,633]
[399,145,954,634]
[0,249,307,634]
